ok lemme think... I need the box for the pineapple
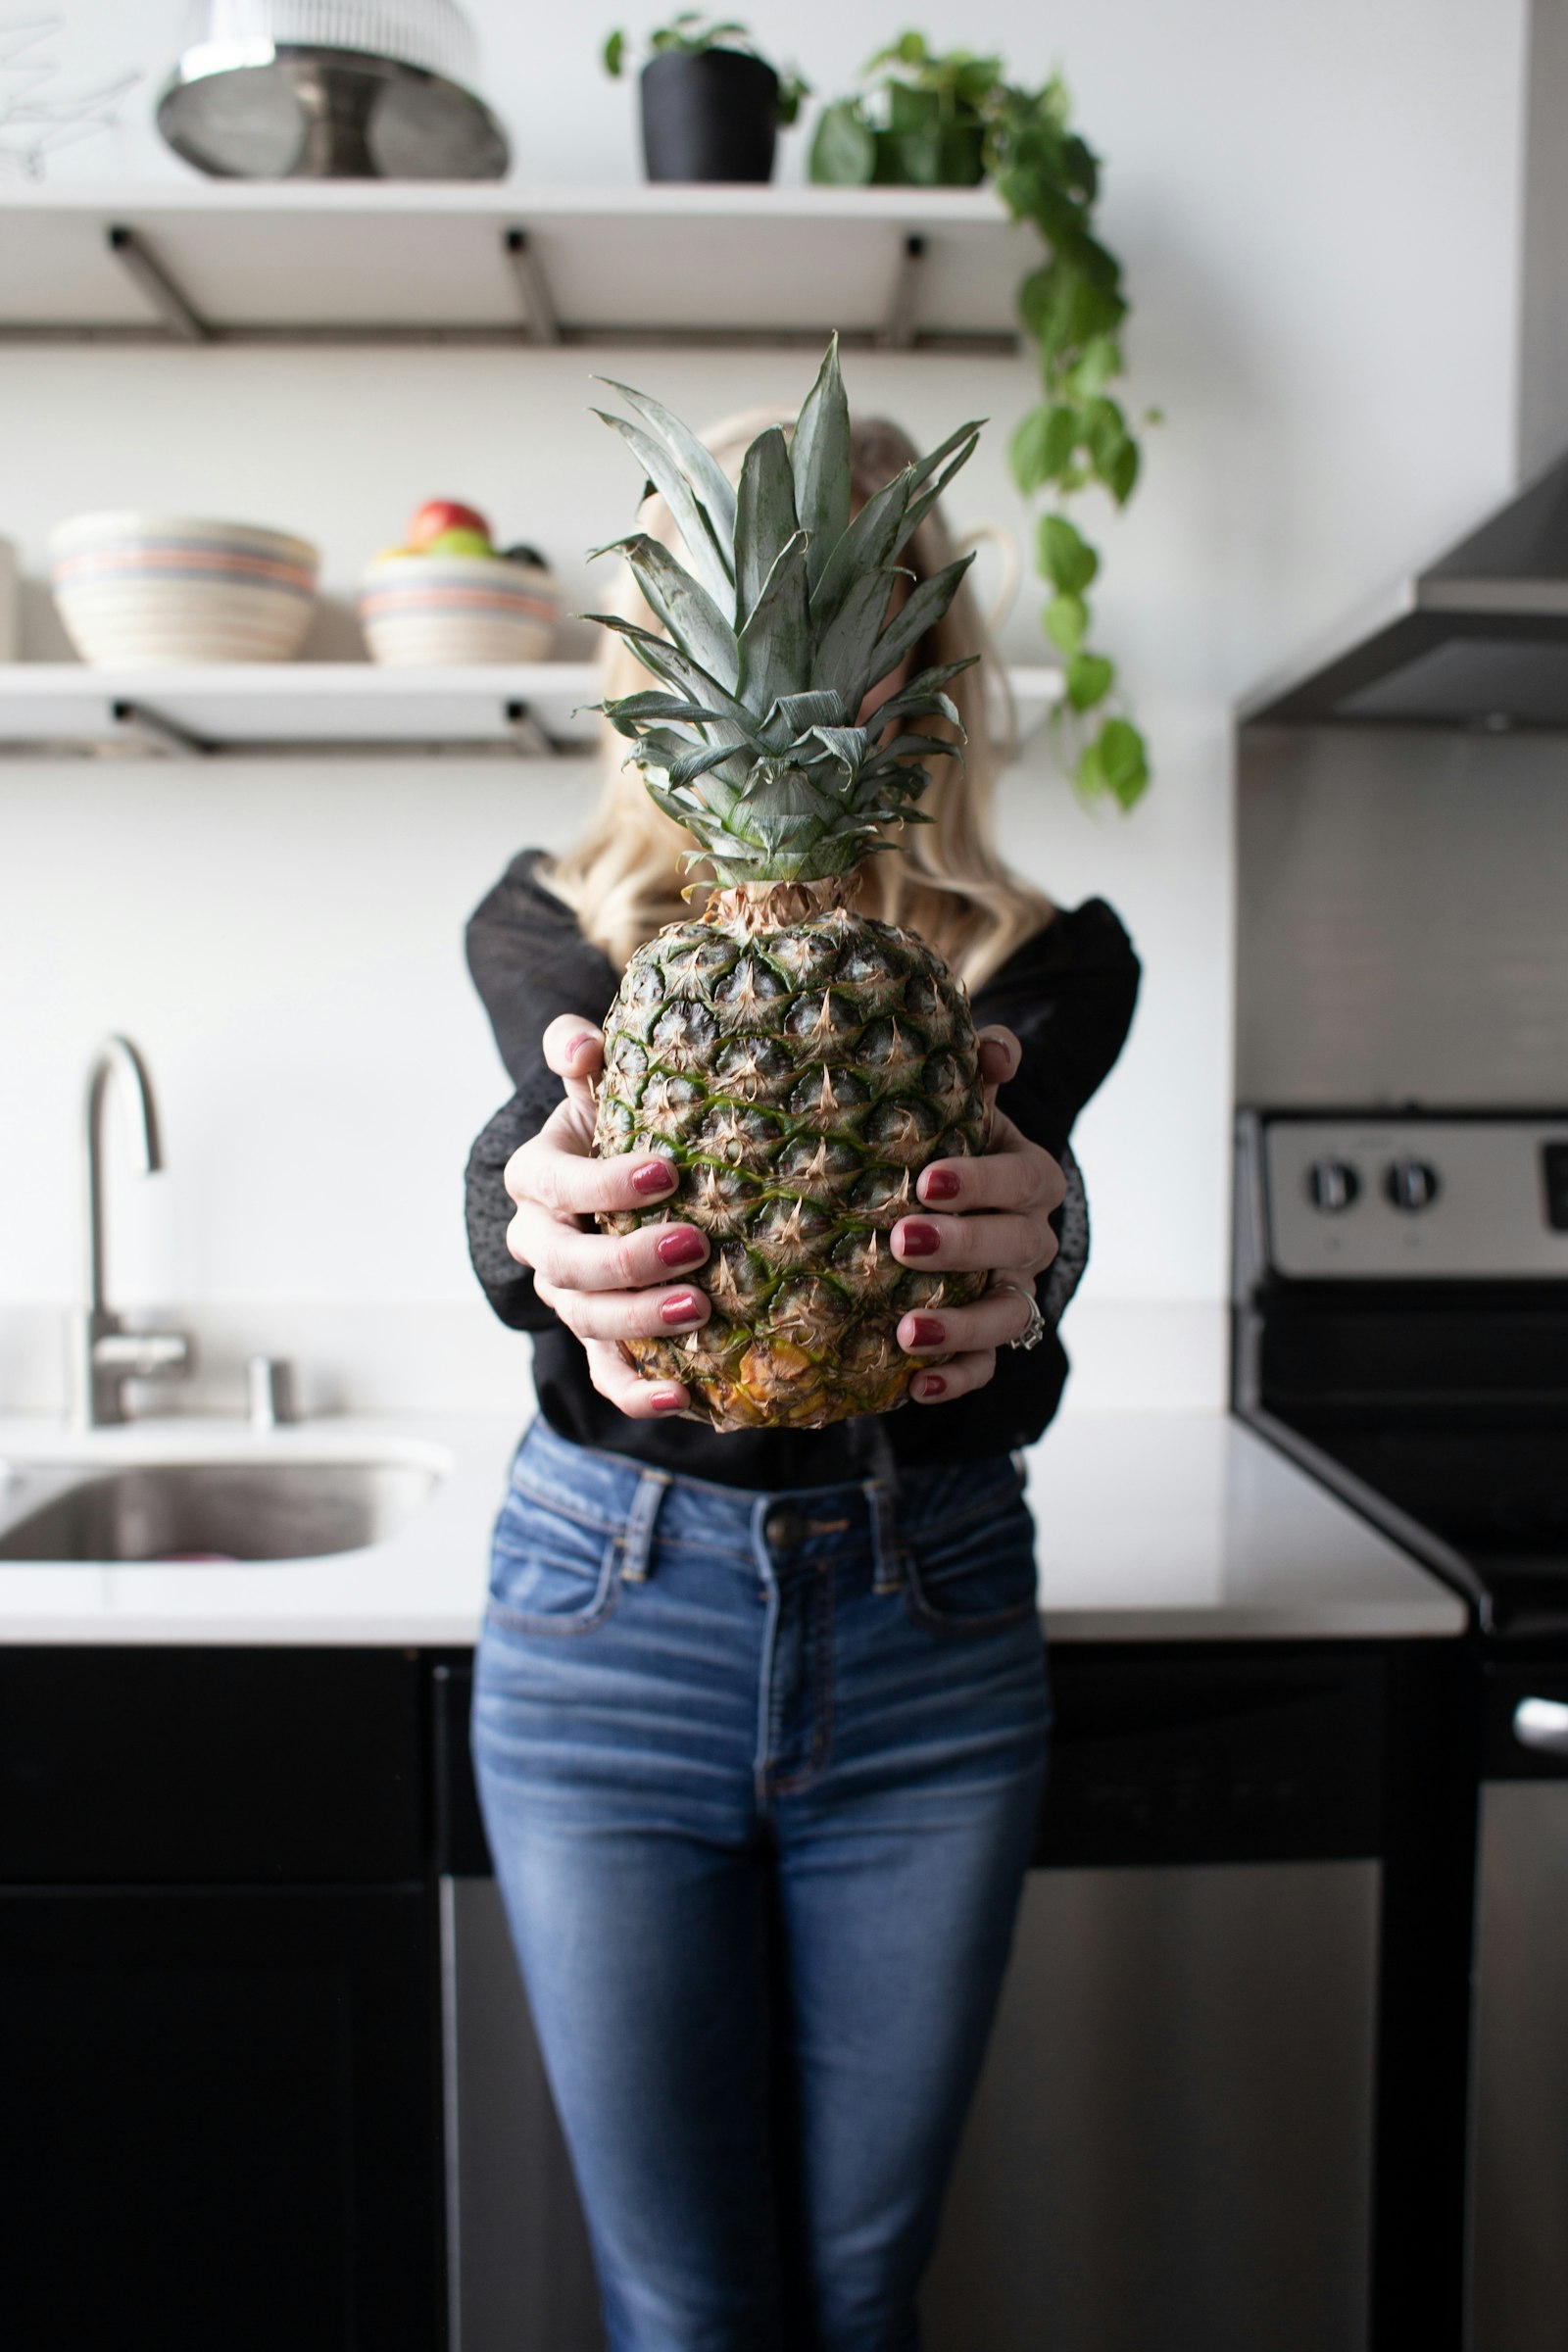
[589,339,991,1432]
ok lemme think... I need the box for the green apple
[426,526,494,559]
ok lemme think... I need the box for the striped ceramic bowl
[359,551,560,666]
[50,514,319,664]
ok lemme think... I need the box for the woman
[465,408,1139,2352]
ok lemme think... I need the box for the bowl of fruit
[359,502,560,666]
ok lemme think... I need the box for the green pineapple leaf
[869,553,975,684]
[734,426,801,626]
[865,731,961,763]
[592,687,718,730]
[760,688,845,744]
[800,724,870,771]
[667,740,750,789]
[790,334,852,594]
[586,612,755,740]
[810,567,905,702]
[595,376,738,557]
[602,533,741,692]
[809,467,916,626]
[894,425,983,556]
[736,530,811,711]
[810,416,981,622]
[591,409,734,610]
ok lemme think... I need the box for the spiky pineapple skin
[593,897,989,1432]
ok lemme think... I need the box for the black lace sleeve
[975,898,1141,1166]
[971,899,1139,1327]
[463,852,621,1333]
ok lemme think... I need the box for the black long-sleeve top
[465,851,1139,1490]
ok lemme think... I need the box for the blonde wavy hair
[544,405,1054,993]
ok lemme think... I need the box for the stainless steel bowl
[157,36,508,179]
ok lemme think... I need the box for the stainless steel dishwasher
[434,1642,1442,2352]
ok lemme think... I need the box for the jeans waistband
[508,1420,1024,1594]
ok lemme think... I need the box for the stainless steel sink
[0,1458,440,1563]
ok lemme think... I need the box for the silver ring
[992,1279,1047,1351]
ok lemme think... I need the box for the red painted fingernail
[916,1373,948,1398]
[921,1168,960,1201]
[906,1315,946,1348]
[656,1227,707,1269]
[899,1220,942,1258]
[632,1159,676,1197]
[651,1388,686,1414]
[661,1291,703,1326]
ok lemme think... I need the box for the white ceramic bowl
[359,550,560,666]
[50,514,319,665]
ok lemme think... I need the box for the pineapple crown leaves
[583,336,986,884]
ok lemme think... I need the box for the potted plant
[811,36,1154,808]
[603,14,808,183]
[809,35,996,187]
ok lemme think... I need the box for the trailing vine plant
[811,35,1154,808]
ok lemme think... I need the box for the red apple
[408,499,491,551]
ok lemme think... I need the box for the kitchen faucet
[74,1034,192,1428]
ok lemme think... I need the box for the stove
[1237,1111,1568,1632]
[1236,1109,1568,2351]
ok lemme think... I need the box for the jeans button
[763,1506,808,1551]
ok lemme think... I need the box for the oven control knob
[1385,1158,1441,1211]
[1307,1158,1360,1212]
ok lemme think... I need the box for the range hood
[1241,445,1568,728]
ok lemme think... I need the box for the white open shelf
[0,662,1062,760]
[0,181,1029,349]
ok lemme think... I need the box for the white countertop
[0,1408,1464,1647]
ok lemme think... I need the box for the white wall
[0,0,1528,1413]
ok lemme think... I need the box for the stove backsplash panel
[1236,724,1568,1106]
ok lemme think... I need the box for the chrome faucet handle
[79,1320,193,1426]
[94,1331,193,1379]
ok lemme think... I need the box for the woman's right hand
[503,1015,710,1420]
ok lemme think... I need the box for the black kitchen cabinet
[0,1646,424,1884]
[0,1649,442,2352]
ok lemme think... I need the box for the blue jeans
[471,1419,1051,2352]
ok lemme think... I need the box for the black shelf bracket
[110,699,212,758]
[880,233,926,351]
[504,699,561,757]
[106,225,212,345]
[503,228,561,346]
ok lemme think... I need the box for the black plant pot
[640,48,778,183]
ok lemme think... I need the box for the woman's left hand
[891,1026,1066,1406]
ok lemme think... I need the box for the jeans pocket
[487,1485,621,1637]
[903,1495,1039,1637]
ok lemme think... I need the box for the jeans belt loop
[865,1476,906,1596]
[617,1467,671,1584]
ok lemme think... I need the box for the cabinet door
[0,1647,423,1884]
[0,1887,440,2352]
